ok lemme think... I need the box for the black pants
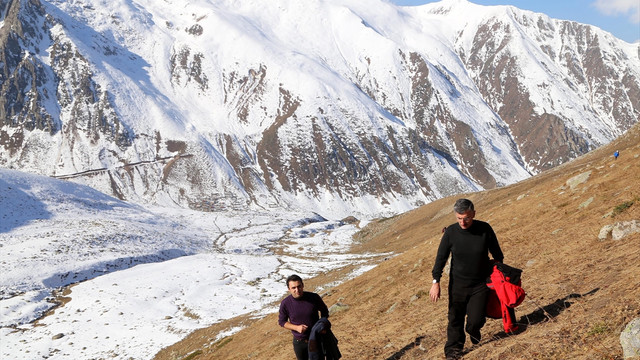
[293,338,309,360]
[444,278,488,356]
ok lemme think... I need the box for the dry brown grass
[155,123,640,360]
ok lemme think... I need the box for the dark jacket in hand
[308,317,341,360]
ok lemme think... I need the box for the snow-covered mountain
[1,0,638,219]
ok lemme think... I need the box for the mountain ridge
[1,0,638,219]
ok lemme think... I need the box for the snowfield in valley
[0,168,379,359]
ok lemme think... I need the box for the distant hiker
[614,150,619,160]
[429,199,505,360]
[279,274,330,360]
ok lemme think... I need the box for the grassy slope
[155,123,640,360]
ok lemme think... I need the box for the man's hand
[284,322,308,334]
[296,324,308,334]
[429,282,441,302]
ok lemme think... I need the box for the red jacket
[486,262,525,333]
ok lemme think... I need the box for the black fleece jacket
[432,220,504,284]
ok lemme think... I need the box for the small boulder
[598,224,614,241]
[329,302,349,315]
[611,220,640,241]
[598,220,640,241]
[620,317,640,359]
[566,171,591,190]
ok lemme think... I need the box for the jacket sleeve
[431,230,452,282]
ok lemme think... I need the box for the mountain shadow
[0,177,52,233]
[41,249,189,289]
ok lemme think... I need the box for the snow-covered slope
[1,0,638,220]
[0,167,375,359]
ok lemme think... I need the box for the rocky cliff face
[0,0,638,218]
[1,0,131,166]
[1,0,57,160]
[454,7,640,171]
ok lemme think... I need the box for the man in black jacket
[429,199,504,360]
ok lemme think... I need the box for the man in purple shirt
[279,274,329,360]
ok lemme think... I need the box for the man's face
[288,280,304,299]
[456,210,475,229]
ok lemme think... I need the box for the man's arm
[317,293,329,318]
[487,225,504,262]
[431,231,451,282]
[430,231,451,302]
[283,321,307,334]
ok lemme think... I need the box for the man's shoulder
[280,292,321,304]
[472,220,493,229]
[280,294,294,305]
[301,291,326,306]
[471,220,497,237]
[444,223,458,233]
[303,291,322,300]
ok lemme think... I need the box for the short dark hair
[453,198,474,214]
[286,274,303,287]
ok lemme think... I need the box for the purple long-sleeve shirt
[278,291,329,340]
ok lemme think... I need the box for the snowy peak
[422,1,640,170]
[1,0,638,219]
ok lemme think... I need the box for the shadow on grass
[385,288,600,359]
[477,288,600,347]
[384,335,427,360]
